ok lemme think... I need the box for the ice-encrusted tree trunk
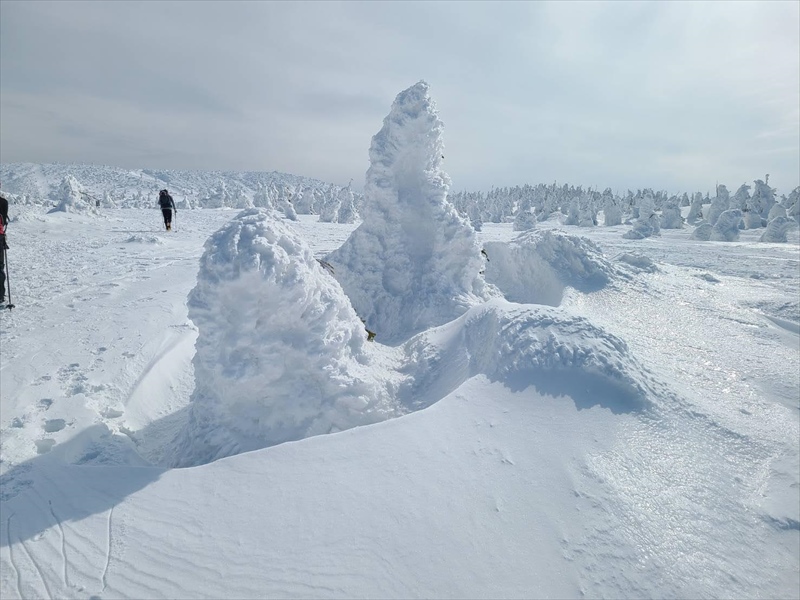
[326,81,490,344]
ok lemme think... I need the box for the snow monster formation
[49,175,99,215]
[173,208,397,465]
[326,81,490,345]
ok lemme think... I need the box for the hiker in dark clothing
[158,189,176,231]
[0,189,9,303]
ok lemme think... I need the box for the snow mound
[482,230,616,306]
[326,81,489,345]
[402,298,653,414]
[124,234,163,245]
[172,208,397,466]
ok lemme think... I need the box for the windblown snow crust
[326,81,489,345]
[172,208,397,465]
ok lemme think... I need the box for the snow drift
[400,298,655,414]
[482,229,617,306]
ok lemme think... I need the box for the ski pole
[4,246,14,310]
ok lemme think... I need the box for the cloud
[1,0,797,194]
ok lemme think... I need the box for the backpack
[158,190,173,209]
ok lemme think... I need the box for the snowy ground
[1,208,798,599]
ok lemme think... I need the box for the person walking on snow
[0,188,10,303]
[158,189,176,231]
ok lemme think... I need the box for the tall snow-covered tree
[326,81,490,344]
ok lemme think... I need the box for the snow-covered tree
[687,192,705,224]
[731,183,751,211]
[752,178,776,219]
[276,194,298,220]
[623,191,659,239]
[786,187,800,225]
[317,187,341,223]
[337,183,357,224]
[578,194,597,227]
[767,202,787,222]
[294,187,317,214]
[326,81,491,344]
[50,175,98,215]
[706,184,730,226]
[760,216,797,243]
[602,189,622,226]
[252,183,273,209]
[512,209,537,232]
[660,196,683,229]
[710,209,743,241]
[690,222,713,240]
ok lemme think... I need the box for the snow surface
[1,206,798,599]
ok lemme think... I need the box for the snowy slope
[0,207,798,599]
[0,162,359,212]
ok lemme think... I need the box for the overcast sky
[1,1,798,195]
